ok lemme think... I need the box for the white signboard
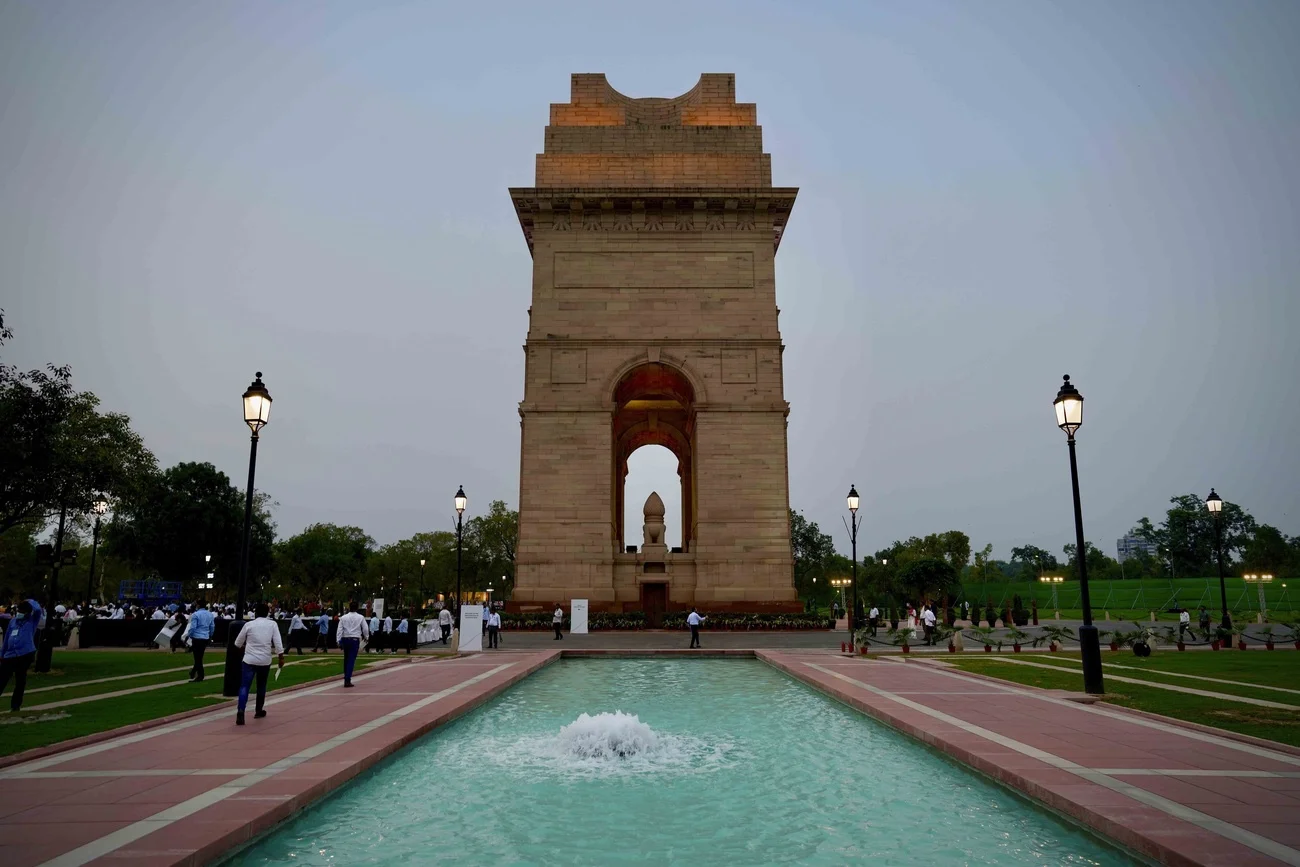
[373,598,385,619]
[571,599,589,634]
[458,606,483,652]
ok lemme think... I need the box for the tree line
[0,311,517,608]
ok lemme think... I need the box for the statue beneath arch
[508,73,800,614]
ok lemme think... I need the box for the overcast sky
[3,0,1297,562]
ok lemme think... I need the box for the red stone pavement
[2,648,1298,866]
[760,651,1300,867]
[0,651,558,867]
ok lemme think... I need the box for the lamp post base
[222,625,245,698]
[1078,624,1104,695]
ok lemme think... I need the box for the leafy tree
[465,500,518,597]
[895,558,960,604]
[106,461,275,592]
[1009,545,1059,580]
[1063,541,1120,582]
[1139,494,1255,577]
[790,510,835,605]
[0,312,156,535]
[274,523,374,603]
[1242,525,1298,576]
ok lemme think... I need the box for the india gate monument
[509,73,800,620]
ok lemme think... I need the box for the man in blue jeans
[335,601,369,687]
[232,602,284,725]
[1,599,42,712]
[187,601,216,682]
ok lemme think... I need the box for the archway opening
[612,362,696,552]
[623,445,682,550]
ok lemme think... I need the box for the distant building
[1116,535,1158,563]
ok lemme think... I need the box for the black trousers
[690,625,700,648]
[289,628,307,654]
[440,624,451,643]
[488,626,499,648]
[554,623,563,640]
[0,652,36,711]
[869,617,879,637]
[190,638,210,680]
[313,631,330,652]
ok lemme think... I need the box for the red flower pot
[1109,642,1119,652]
[1266,641,1275,651]
[859,645,869,656]
[1049,642,1060,652]
[841,642,847,653]
[901,645,910,654]
[1238,640,1247,651]
[1176,642,1186,651]
[983,645,992,652]
[1211,640,1220,651]
[947,643,956,653]
[1013,644,1021,653]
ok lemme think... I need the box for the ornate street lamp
[419,558,427,611]
[224,372,272,697]
[1053,375,1103,695]
[454,485,467,615]
[85,499,109,607]
[1205,488,1231,632]
[845,484,861,649]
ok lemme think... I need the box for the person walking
[482,602,491,639]
[336,602,369,688]
[921,606,937,645]
[396,613,411,654]
[368,610,382,653]
[868,605,879,637]
[0,599,42,712]
[1198,605,1211,634]
[233,603,284,726]
[438,605,453,644]
[687,607,705,648]
[382,611,393,652]
[313,610,332,653]
[169,609,188,653]
[288,609,307,655]
[1179,607,1191,641]
[552,605,564,640]
[187,601,215,682]
[487,609,501,649]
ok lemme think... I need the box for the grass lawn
[943,651,1300,747]
[0,650,446,758]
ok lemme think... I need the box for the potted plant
[1258,626,1275,651]
[1100,629,1119,652]
[1237,627,1248,651]
[890,625,914,654]
[1278,622,1299,650]
[1006,627,1030,653]
[933,623,957,653]
[1034,624,1075,652]
[969,626,996,652]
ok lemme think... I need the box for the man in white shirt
[396,614,411,654]
[482,603,491,638]
[233,602,284,726]
[110,606,125,620]
[486,610,501,649]
[368,611,383,653]
[151,608,167,620]
[553,605,564,641]
[868,606,880,637]
[382,612,393,649]
[1178,607,1191,641]
[921,606,937,645]
[438,606,453,644]
[288,609,307,655]
[687,608,706,648]
[336,601,369,688]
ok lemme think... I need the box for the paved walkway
[762,651,1300,866]
[0,652,557,867]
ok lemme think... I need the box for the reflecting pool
[230,659,1133,865]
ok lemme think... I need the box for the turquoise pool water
[231,660,1132,865]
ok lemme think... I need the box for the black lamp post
[1206,488,1230,632]
[1053,375,1103,695]
[846,484,861,648]
[454,485,467,616]
[419,558,426,612]
[223,372,272,698]
[85,499,108,607]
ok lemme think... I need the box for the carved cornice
[508,187,798,256]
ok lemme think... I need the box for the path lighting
[830,577,851,614]
[1039,575,1064,609]
[85,499,109,606]
[845,485,862,648]
[1242,573,1273,622]
[454,485,467,614]
[224,372,272,698]
[1205,488,1231,632]
[1053,375,1103,695]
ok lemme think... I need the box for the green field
[0,649,446,758]
[942,651,1300,747]
[959,576,1297,617]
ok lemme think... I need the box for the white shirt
[438,609,452,625]
[1179,611,1190,624]
[152,610,167,620]
[110,608,125,620]
[337,611,370,640]
[553,608,564,623]
[382,615,393,632]
[370,615,381,633]
[234,617,284,666]
[869,607,879,618]
[290,614,305,631]
[922,609,936,626]
[687,611,704,626]
[488,612,501,628]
